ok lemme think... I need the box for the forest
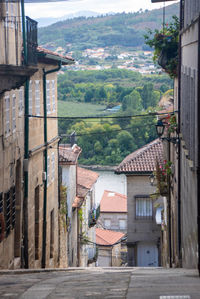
[58,69,173,165]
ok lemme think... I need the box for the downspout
[21,0,29,268]
[197,14,200,277]
[41,62,62,268]
[177,0,183,268]
[168,141,172,268]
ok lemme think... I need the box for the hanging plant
[144,16,179,78]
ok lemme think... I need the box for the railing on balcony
[26,16,38,65]
[88,205,100,228]
[0,16,21,65]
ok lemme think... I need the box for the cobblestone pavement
[0,267,199,299]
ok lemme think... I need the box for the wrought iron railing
[26,16,38,65]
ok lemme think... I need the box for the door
[137,242,158,267]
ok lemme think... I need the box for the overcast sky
[25,0,179,19]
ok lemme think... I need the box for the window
[12,95,16,131]
[104,219,111,229]
[46,80,51,114]
[51,80,56,112]
[5,96,10,135]
[18,87,24,115]
[51,152,55,182]
[119,219,126,230]
[135,196,153,219]
[29,80,32,115]
[35,80,40,116]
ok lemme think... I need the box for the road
[0,267,199,299]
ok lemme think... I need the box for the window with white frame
[135,196,153,219]
[51,80,56,112]
[119,219,126,230]
[35,80,40,116]
[104,219,111,229]
[12,94,16,131]
[5,96,10,135]
[18,87,24,115]
[51,152,55,182]
[29,80,32,115]
[47,156,50,186]
[46,80,51,114]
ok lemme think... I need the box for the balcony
[88,205,100,228]
[0,15,38,94]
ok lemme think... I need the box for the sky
[25,0,179,19]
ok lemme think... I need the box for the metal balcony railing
[26,16,38,65]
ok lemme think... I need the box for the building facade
[115,139,163,267]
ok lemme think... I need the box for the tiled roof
[115,139,163,174]
[77,167,99,198]
[100,190,127,213]
[37,46,74,64]
[72,196,84,208]
[96,228,125,246]
[59,144,82,164]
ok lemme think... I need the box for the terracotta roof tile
[72,196,84,208]
[100,190,127,213]
[115,139,163,174]
[77,167,99,190]
[59,144,82,164]
[37,46,74,63]
[96,228,125,246]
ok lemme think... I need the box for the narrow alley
[0,267,199,299]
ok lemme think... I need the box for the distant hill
[36,11,109,27]
[38,3,179,53]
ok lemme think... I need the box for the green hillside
[38,3,179,53]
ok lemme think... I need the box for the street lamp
[155,119,180,144]
[149,173,155,186]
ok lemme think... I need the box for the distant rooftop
[59,144,82,165]
[100,190,127,213]
[77,167,99,198]
[96,228,125,246]
[115,139,163,174]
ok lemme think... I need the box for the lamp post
[155,118,180,144]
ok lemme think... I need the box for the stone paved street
[0,267,199,299]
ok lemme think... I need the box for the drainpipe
[177,0,183,268]
[21,0,29,268]
[41,62,62,268]
[168,141,172,268]
[197,15,200,277]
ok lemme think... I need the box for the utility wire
[25,110,176,121]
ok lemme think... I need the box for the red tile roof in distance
[96,228,125,246]
[77,167,99,198]
[115,139,163,174]
[100,190,127,213]
[59,144,82,164]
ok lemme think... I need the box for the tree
[122,90,143,111]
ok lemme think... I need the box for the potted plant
[144,16,179,78]
[154,160,173,196]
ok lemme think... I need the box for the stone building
[0,0,37,269]
[59,144,82,267]
[96,228,125,267]
[25,47,74,269]
[99,190,127,232]
[115,139,163,267]
[151,0,200,273]
[77,167,99,267]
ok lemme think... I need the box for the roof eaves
[37,52,75,65]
